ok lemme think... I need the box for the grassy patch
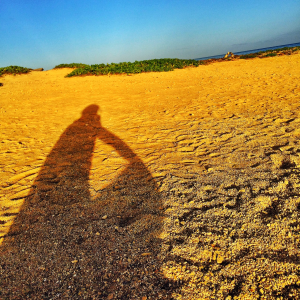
[239,46,300,60]
[0,66,31,77]
[63,58,204,77]
[54,63,90,69]
[240,54,258,59]
[265,53,277,57]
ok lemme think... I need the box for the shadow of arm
[98,127,141,164]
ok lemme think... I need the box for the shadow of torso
[0,105,173,299]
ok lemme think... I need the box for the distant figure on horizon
[224,51,235,58]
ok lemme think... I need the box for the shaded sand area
[1,53,300,299]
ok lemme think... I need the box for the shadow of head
[81,104,100,115]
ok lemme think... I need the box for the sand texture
[1,53,300,299]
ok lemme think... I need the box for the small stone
[141,252,151,256]
[72,260,78,264]
[217,254,225,264]
[102,215,108,219]
[96,232,100,235]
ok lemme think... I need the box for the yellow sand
[1,53,300,299]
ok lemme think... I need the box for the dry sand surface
[1,53,300,299]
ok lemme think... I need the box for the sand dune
[1,53,300,299]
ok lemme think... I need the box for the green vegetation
[265,53,277,57]
[56,46,300,77]
[54,63,89,69]
[239,54,257,59]
[239,46,300,60]
[1,46,299,79]
[53,59,204,77]
[0,65,31,77]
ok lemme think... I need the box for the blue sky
[1,0,300,70]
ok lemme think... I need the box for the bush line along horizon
[1,46,299,77]
[57,58,203,77]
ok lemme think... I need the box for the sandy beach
[1,53,300,299]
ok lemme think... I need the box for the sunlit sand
[1,53,300,299]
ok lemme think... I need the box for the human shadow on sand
[0,104,177,299]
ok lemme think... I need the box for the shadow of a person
[0,104,174,299]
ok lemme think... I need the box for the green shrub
[265,53,277,57]
[239,54,258,59]
[0,66,31,76]
[54,63,89,69]
[65,58,204,77]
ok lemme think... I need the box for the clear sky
[1,0,300,70]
